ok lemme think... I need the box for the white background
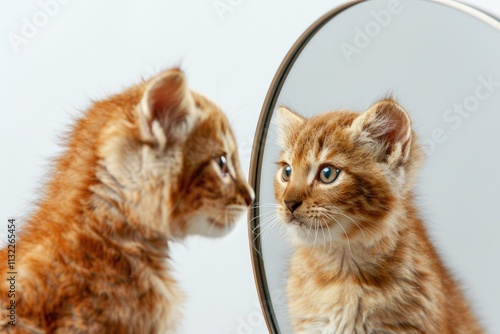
[1,1,499,333]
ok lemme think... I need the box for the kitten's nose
[242,186,255,206]
[285,200,302,213]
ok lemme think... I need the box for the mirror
[249,0,500,332]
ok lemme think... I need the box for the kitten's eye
[282,165,292,182]
[215,155,229,175]
[319,166,340,184]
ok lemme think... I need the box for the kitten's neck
[83,206,170,269]
[86,176,171,253]
[29,158,171,265]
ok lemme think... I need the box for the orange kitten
[274,99,483,333]
[0,68,253,333]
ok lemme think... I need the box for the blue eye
[319,166,340,183]
[282,165,292,181]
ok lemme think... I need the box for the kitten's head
[95,69,254,239]
[274,98,423,247]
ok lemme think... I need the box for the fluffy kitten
[274,99,482,333]
[0,68,254,333]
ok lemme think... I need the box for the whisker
[253,214,280,244]
[320,218,327,254]
[259,216,280,240]
[326,218,333,255]
[322,212,353,258]
[252,211,280,233]
[306,218,320,261]
[252,215,284,259]
[249,210,280,223]
[252,219,271,242]
[323,205,386,239]
[249,203,281,210]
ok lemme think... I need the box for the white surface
[0,1,499,333]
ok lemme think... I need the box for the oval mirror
[249,0,500,332]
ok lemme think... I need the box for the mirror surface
[250,0,500,332]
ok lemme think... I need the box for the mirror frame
[247,1,499,333]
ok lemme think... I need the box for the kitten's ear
[138,68,198,149]
[275,106,305,148]
[350,99,412,163]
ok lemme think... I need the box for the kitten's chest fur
[287,212,482,334]
[288,254,383,334]
[288,276,412,334]
[288,282,363,334]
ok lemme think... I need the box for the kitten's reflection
[273,99,483,334]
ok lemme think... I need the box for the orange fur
[275,99,483,333]
[0,68,253,333]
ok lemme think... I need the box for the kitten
[274,99,483,334]
[0,68,254,333]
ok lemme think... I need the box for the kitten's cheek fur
[184,210,243,238]
[186,218,235,238]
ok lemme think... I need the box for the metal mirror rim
[247,1,499,333]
